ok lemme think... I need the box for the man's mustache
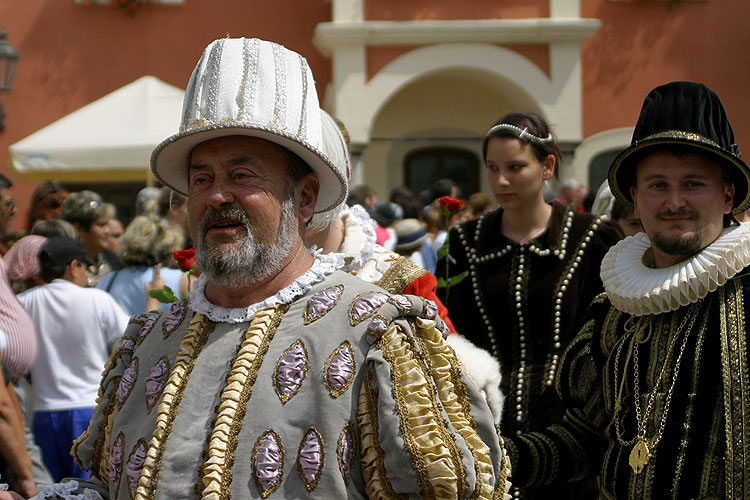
[199,206,252,234]
[656,209,698,219]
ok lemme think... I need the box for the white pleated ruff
[601,223,750,316]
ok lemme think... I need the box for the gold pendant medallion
[629,438,650,474]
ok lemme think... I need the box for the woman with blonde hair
[97,216,184,314]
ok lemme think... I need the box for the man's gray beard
[195,199,297,289]
[651,231,702,256]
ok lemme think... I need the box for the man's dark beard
[194,200,296,288]
[651,208,702,256]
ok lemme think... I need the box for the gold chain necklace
[612,300,702,474]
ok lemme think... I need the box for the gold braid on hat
[486,123,553,144]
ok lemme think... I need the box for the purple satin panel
[350,292,388,324]
[119,338,135,352]
[424,299,438,320]
[126,441,147,498]
[338,426,354,483]
[116,358,138,406]
[327,344,354,393]
[162,300,186,335]
[145,358,169,409]
[109,433,124,493]
[389,294,412,314]
[138,314,158,339]
[366,317,388,337]
[255,433,283,493]
[305,286,343,323]
[276,342,307,398]
[298,429,323,487]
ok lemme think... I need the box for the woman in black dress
[438,112,622,499]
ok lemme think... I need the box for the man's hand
[0,490,24,500]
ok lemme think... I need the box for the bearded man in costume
[56,38,511,500]
[497,82,750,498]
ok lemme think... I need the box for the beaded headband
[486,124,553,144]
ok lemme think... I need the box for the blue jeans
[32,408,93,482]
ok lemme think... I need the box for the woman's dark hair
[482,112,562,179]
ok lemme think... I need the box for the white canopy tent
[10,75,184,183]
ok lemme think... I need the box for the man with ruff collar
[502,81,750,498]
[65,38,510,500]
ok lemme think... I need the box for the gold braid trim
[413,316,495,500]
[134,314,215,500]
[200,306,287,500]
[378,322,460,499]
[494,430,513,500]
[719,279,750,499]
[375,256,426,294]
[357,365,407,500]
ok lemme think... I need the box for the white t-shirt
[19,279,130,412]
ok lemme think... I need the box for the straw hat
[151,38,347,213]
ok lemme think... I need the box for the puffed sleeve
[72,313,157,486]
[358,295,512,499]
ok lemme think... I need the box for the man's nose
[207,179,236,208]
[665,187,687,210]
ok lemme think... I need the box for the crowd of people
[0,37,745,500]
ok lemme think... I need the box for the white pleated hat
[151,37,347,213]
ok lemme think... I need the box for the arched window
[404,147,479,199]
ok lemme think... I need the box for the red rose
[172,248,197,272]
[438,196,465,215]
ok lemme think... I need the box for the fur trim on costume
[446,334,504,425]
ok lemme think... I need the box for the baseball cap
[39,236,95,268]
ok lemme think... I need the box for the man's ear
[296,173,320,225]
[723,183,736,215]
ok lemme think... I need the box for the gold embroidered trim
[274,339,309,404]
[134,314,215,500]
[375,256,426,294]
[116,357,139,411]
[297,426,325,492]
[719,279,749,498]
[378,321,459,499]
[251,429,285,498]
[494,431,513,500]
[324,340,357,398]
[412,316,495,500]
[357,365,406,499]
[303,285,344,325]
[200,306,286,500]
[337,422,356,487]
[145,356,171,415]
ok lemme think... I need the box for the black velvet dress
[437,201,622,499]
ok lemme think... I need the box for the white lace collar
[331,204,377,273]
[187,251,343,323]
[600,223,750,316]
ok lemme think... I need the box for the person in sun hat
[67,38,508,500]
[495,81,750,498]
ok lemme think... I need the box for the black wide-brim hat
[609,81,750,214]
